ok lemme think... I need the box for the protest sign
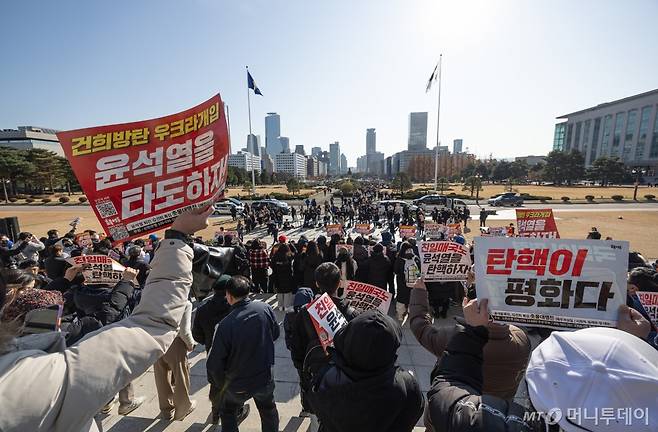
[326,224,343,236]
[424,223,445,239]
[66,255,126,285]
[75,232,93,248]
[354,223,372,235]
[344,281,392,315]
[419,241,471,282]
[515,209,560,238]
[108,249,121,261]
[57,94,229,243]
[400,225,416,238]
[481,226,507,237]
[474,237,628,329]
[637,292,658,326]
[335,244,354,257]
[448,223,463,235]
[306,293,348,352]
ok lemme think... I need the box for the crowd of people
[0,187,657,432]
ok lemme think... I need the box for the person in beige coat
[0,205,213,432]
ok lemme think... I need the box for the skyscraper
[408,112,428,151]
[453,139,463,154]
[366,128,376,155]
[278,136,290,153]
[340,153,348,174]
[329,142,340,175]
[311,147,322,158]
[294,145,306,155]
[247,134,259,156]
[265,112,281,155]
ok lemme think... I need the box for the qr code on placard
[95,200,118,218]
[109,225,130,241]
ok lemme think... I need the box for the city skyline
[1,1,657,166]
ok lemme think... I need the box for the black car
[488,192,524,207]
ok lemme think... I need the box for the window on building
[622,109,637,161]
[589,117,601,164]
[600,115,612,157]
[565,123,573,151]
[574,122,582,152]
[582,120,591,160]
[553,123,566,151]
[635,106,651,161]
[650,106,658,158]
[612,112,625,156]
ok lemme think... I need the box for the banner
[419,241,471,282]
[306,293,348,352]
[326,224,343,236]
[515,209,560,238]
[400,225,416,238]
[637,292,658,326]
[474,237,628,329]
[335,244,354,257]
[344,281,392,315]
[354,223,372,235]
[481,226,508,237]
[448,223,463,235]
[425,223,461,239]
[58,94,229,243]
[66,255,126,285]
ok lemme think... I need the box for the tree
[338,180,355,196]
[586,157,630,186]
[563,150,585,185]
[242,181,253,194]
[0,147,35,195]
[286,178,301,195]
[260,171,271,185]
[462,176,483,199]
[391,173,412,198]
[437,177,448,194]
[25,148,63,193]
[542,150,585,185]
[492,161,512,182]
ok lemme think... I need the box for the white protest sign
[67,255,126,285]
[474,237,628,330]
[344,281,392,315]
[306,293,348,352]
[637,292,658,326]
[354,223,372,234]
[418,241,471,282]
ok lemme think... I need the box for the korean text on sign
[474,237,628,330]
[344,281,392,315]
[57,94,229,243]
[354,224,372,235]
[306,293,348,352]
[418,241,471,282]
[637,292,658,326]
[325,224,343,236]
[515,209,560,239]
[66,255,126,285]
[400,225,416,238]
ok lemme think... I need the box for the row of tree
[0,147,79,196]
[459,150,634,186]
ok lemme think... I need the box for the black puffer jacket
[72,280,134,325]
[365,251,392,290]
[302,253,324,291]
[307,310,424,432]
[271,255,296,293]
[425,325,538,432]
[192,292,232,352]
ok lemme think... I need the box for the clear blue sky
[2,0,657,165]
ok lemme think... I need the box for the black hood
[333,309,401,381]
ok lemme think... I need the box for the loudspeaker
[0,217,20,242]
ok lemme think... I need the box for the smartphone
[22,304,63,335]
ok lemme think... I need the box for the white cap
[526,327,658,431]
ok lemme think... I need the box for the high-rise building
[554,89,658,179]
[311,147,322,158]
[278,136,290,153]
[294,145,306,155]
[356,155,368,173]
[265,112,281,155]
[307,156,320,178]
[366,152,385,175]
[247,134,260,156]
[275,152,307,179]
[408,112,428,151]
[329,142,341,175]
[340,153,348,174]
[366,128,376,155]
[228,151,261,174]
[262,153,274,174]
[0,126,63,156]
[453,139,463,154]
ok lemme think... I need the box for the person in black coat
[301,241,324,292]
[126,246,151,288]
[307,309,424,432]
[192,275,232,352]
[270,243,296,311]
[364,243,391,290]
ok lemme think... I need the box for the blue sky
[1,0,657,165]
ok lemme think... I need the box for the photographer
[0,205,212,432]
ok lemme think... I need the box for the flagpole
[434,54,442,192]
[246,66,256,195]
[225,103,232,154]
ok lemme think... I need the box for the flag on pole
[425,62,439,93]
[247,70,263,96]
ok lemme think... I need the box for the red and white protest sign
[344,281,392,315]
[58,94,229,243]
[400,225,416,238]
[474,237,628,330]
[335,244,354,257]
[326,224,343,236]
[419,241,471,282]
[75,232,93,248]
[424,223,445,239]
[306,293,348,352]
[448,223,463,235]
[515,209,560,238]
[354,223,372,235]
[637,292,658,326]
[66,255,126,285]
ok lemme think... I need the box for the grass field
[411,183,657,200]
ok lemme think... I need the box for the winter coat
[409,288,531,400]
[307,310,424,432]
[302,253,324,291]
[271,255,296,293]
[425,324,536,432]
[207,298,280,394]
[0,238,193,432]
[192,292,231,352]
[394,255,420,305]
[364,252,392,290]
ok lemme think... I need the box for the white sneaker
[118,396,145,415]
